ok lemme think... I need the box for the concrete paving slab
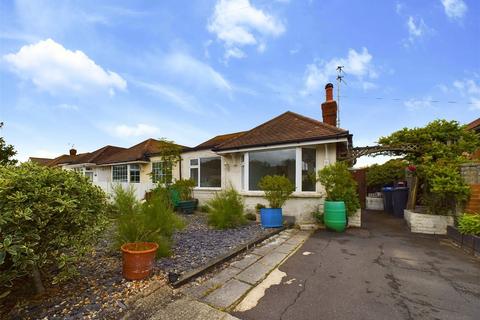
[230,254,261,270]
[273,242,299,254]
[258,251,289,267]
[184,266,242,299]
[234,261,273,285]
[149,298,239,320]
[203,279,252,309]
[203,266,242,287]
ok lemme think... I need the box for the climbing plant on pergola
[376,119,480,215]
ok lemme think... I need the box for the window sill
[240,191,324,198]
[194,187,222,191]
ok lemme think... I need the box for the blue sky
[0,0,479,166]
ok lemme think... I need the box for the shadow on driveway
[233,210,480,320]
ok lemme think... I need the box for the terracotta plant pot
[121,242,158,280]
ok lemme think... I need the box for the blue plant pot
[260,208,283,228]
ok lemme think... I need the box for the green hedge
[0,163,109,297]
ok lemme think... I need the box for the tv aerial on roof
[336,66,346,127]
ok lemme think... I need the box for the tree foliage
[0,122,17,166]
[0,163,108,297]
[366,159,407,188]
[258,175,295,209]
[378,119,480,215]
[378,119,480,163]
[155,138,182,185]
[318,162,360,216]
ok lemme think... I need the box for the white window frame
[189,156,222,190]
[244,147,318,193]
[112,164,141,183]
[151,161,172,184]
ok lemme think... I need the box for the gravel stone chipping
[157,213,271,274]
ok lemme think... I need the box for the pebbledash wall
[181,143,338,224]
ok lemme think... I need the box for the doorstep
[183,229,311,311]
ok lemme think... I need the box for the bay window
[189,157,221,188]
[244,147,318,192]
[248,149,296,190]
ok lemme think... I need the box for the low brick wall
[404,209,454,235]
[366,197,384,211]
[348,209,361,227]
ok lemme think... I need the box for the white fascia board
[96,160,150,167]
[215,137,348,154]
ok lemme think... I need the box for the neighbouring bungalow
[35,83,353,223]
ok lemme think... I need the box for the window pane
[129,164,140,183]
[112,165,128,182]
[249,149,296,190]
[200,157,221,188]
[190,159,198,166]
[152,162,172,184]
[85,171,94,181]
[302,148,316,191]
[190,168,199,186]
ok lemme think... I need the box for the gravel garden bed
[2,212,271,319]
[2,242,167,320]
[157,212,271,274]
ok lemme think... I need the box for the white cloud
[207,0,285,60]
[302,47,377,95]
[395,2,404,15]
[134,80,202,113]
[57,103,79,111]
[111,123,160,138]
[453,78,480,110]
[440,0,467,20]
[404,97,433,111]
[405,16,431,45]
[163,52,231,91]
[3,39,126,95]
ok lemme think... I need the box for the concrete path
[233,211,480,320]
[124,228,310,320]
[183,229,311,312]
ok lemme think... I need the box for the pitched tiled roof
[97,139,190,165]
[214,111,349,151]
[70,146,126,165]
[29,157,53,166]
[192,131,247,151]
[46,154,81,167]
[467,118,480,131]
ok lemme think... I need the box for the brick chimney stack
[321,83,338,127]
[69,148,77,156]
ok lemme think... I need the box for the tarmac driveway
[233,211,480,320]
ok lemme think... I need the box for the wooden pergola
[338,144,419,162]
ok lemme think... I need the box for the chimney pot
[325,83,334,101]
[69,148,77,156]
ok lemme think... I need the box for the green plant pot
[177,199,197,214]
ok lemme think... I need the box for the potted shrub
[113,185,185,280]
[318,162,361,232]
[172,179,197,214]
[258,175,295,228]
